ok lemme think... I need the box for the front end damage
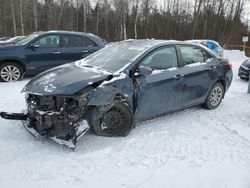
[26,92,92,148]
[1,92,92,149]
[0,63,134,148]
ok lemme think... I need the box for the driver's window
[34,35,60,48]
[140,46,178,70]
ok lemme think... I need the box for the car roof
[114,39,204,48]
[109,39,217,74]
[33,30,97,37]
[185,39,220,45]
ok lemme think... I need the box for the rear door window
[63,35,96,48]
[179,45,211,65]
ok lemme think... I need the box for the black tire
[89,102,134,137]
[203,82,224,110]
[240,76,249,81]
[0,62,24,82]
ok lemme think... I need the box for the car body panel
[25,47,64,74]
[23,63,111,96]
[134,69,183,121]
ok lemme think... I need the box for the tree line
[0,0,249,45]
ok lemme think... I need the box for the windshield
[15,33,40,45]
[77,42,148,73]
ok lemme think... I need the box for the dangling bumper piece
[1,110,89,149]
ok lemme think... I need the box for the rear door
[61,34,100,63]
[25,34,63,73]
[177,45,219,108]
[134,46,183,121]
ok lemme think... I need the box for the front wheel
[203,82,224,110]
[90,102,134,137]
[0,62,24,82]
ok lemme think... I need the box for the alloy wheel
[210,86,223,107]
[0,65,21,82]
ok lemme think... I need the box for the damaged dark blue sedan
[0,40,233,148]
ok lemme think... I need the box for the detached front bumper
[0,111,89,149]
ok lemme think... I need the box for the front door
[25,34,63,74]
[134,46,183,121]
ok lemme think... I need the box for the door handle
[174,74,184,80]
[52,51,61,54]
[81,50,89,53]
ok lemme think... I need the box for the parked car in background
[186,40,224,57]
[0,36,25,46]
[0,37,11,41]
[238,59,250,80]
[0,31,105,82]
[0,40,233,148]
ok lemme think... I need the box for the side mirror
[135,66,153,77]
[30,44,39,50]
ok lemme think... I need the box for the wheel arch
[0,59,26,73]
[203,79,226,103]
[216,79,226,96]
[87,86,133,110]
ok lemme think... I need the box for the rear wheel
[90,102,134,137]
[0,62,24,82]
[203,82,224,110]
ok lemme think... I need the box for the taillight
[227,63,232,70]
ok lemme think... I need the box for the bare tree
[0,0,248,45]
[33,0,38,31]
[192,0,203,39]
[20,0,25,35]
[134,0,139,39]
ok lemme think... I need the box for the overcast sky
[245,2,250,20]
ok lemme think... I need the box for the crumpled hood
[23,63,112,95]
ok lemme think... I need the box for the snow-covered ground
[0,50,250,188]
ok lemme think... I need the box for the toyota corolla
[0,40,233,148]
